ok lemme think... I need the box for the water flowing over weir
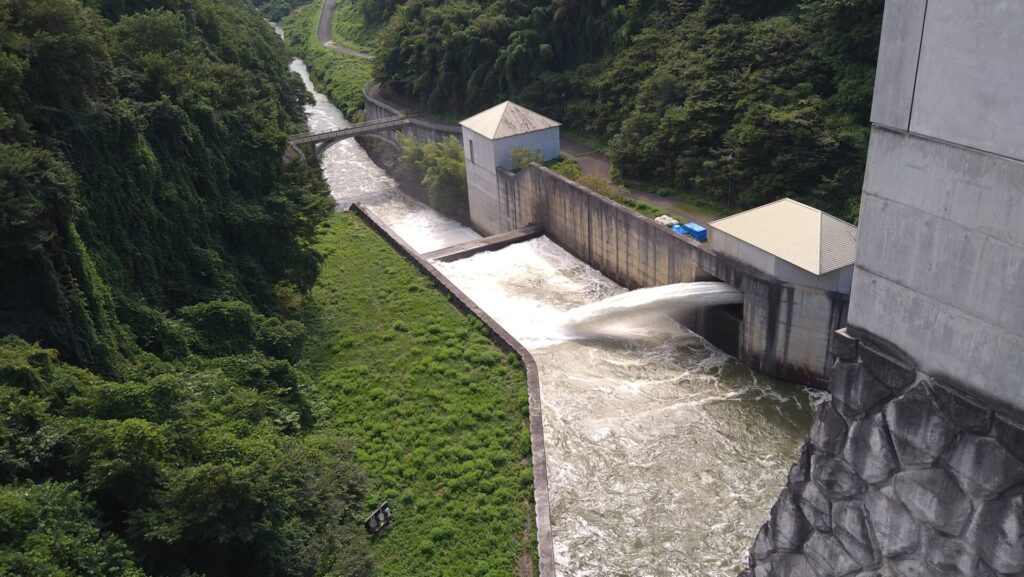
[281,28,821,577]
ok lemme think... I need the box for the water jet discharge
[563,282,743,339]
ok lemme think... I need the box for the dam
[282,1,1024,574]
[283,37,820,576]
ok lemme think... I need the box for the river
[279,24,820,577]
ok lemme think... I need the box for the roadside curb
[351,204,557,577]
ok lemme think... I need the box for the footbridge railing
[288,115,413,146]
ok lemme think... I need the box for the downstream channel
[280,26,821,577]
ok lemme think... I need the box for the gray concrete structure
[853,0,1024,414]
[490,164,848,387]
[746,2,1024,575]
[420,225,543,262]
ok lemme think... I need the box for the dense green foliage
[253,0,307,21]
[396,134,469,219]
[0,0,380,575]
[282,3,373,120]
[303,213,536,577]
[0,317,372,577]
[364,0,881,220]
[0,482,145,577]
[0,0,335,374]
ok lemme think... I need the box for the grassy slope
[332,0,380,52]
[302,213,536,577]
[283,3,372,119]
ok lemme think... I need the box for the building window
[469,140,475,164]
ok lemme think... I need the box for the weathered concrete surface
[869,0,926,130]
[350,204,556,577]
[909,1,1024,162]
[745,333,1024,577]
[463,125,559,236]
[420,225,542,262]
[493,164,848,387]
[854,0,1024,414]
[852,127,1024,413]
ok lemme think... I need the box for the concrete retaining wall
[350,204,556,577]
[744,331,1024,577]
[362,86,462,146]
[495,164,848,387]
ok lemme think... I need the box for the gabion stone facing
[742,332,1024,577]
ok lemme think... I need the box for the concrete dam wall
[493,164,848,388]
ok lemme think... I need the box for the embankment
[302,212,546,577]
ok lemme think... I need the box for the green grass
[302,213,537,577]
[619,177,731,221]
[332,0,380,52]
[282,4,372,120]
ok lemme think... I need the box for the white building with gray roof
[460,101,560,235]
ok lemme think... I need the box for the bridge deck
[288,116,412,145]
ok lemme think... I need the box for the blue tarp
[684,222,707,242]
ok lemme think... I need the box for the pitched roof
[709,198,858,275]
[459,101,560,139]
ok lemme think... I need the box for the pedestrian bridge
[288,115,413,152]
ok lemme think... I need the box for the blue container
[684,222,707,242]
[671,224,686,235]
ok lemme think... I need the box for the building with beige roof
[709,198,857,293]
[460,102,561,235]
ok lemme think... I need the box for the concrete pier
[421,225,543,262]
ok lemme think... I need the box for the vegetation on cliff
[303,213,537,577]
[0,0,374,574]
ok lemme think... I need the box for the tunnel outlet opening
[693,272,744,357]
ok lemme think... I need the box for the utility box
[684,223,707,242]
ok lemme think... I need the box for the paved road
[318,0,373,59]
[559,138,716,227]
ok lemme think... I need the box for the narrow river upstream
[279,25,821,577]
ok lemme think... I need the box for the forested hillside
[0,0,372,575]
[362,0,882,220]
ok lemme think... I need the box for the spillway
[284,32,820,577]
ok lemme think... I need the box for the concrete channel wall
[495,164,848,388]
[362,86,462,146]
[350,204,556,577]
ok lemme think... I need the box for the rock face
[744,334,1024,576]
